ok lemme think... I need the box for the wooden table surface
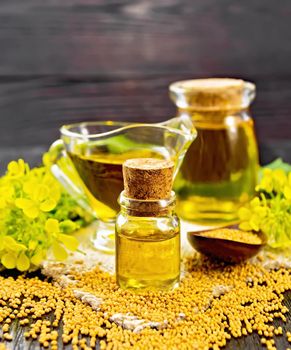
[1,1,291,349]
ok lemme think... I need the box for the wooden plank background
[1,0,291,172]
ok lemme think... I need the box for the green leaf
[98,135,151,154]
[263,158,291,173]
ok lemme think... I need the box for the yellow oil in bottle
[116,223,180,291]
[116,158,180,291]
[174,115,258,223]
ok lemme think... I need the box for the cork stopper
[169,78,255,111]
[123,158,174,200]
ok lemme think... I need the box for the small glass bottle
[115,158,180,291]
[169,78,259,224]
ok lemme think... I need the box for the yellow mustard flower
[30,248,47,266]
[45,218,78,261]
[7,159,28,178]
[0,236,27,252]
[239,167,291,248]
[256,168,273,193]
[15,183,57,218]
[45,218,68,261]
[272,169,287,193]
[0,155,92,272]
[0,236,28,270]
[41,173,61,202]
[256,168,288,194]
[0,185,14,209]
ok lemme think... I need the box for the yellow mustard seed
[0,255,290,349]
[2,324,9,333]
[3,333,13,341]
[200,228,262,244]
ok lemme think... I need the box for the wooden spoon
[187,225,267,263]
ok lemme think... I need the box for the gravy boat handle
[47,139,95,216]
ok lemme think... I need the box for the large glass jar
[169,78,259,224]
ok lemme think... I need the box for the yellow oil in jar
[174,115,258,223]
[116,223,180,291]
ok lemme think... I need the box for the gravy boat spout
[159,115,197,176]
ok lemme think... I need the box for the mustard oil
[169,79,259,224]
[116,159,180,291]
[174,115,258,223]
[68,149,165,221]
[116,221,180,290]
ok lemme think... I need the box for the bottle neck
[118,191,176,217]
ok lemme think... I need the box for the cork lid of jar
[169,78,256,111]
[123,158,174,200]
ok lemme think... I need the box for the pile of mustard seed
[0,255,291,350]
[202,228,262,244]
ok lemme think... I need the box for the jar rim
[169,78,256,111]
[169,78,254,92]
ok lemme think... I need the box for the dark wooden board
[0,0,291,152]
[0,75,291,143]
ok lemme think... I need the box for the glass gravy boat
[48,116,196,253]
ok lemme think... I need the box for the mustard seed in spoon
[188,227,267,263]
[203,228,262,244]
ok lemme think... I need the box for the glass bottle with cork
[169,78,259,224]
[115,158,180,291]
